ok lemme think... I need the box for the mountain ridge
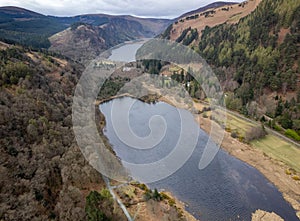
[178,1,238,19]
[162,0,261,42]
[0,6,171,52]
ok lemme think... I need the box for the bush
[245,125,267,142]
[285,169,292,175]
[168,198,176,207]
[279,113,293,129]
[153,188,162,201]
[238,135,245,142]
[100,188,112,199]
[143,188,162,202]
[160,192,171,200]
[292,175,300,181]
[143,189,152,201]
[273,123,282,131]
[225,126,231,132]
[202,106,211,112]
[231,131,238,138]
[131,182,149,191]
[85,191,112,221]
[285,129,300,141]
[1,62,33,86]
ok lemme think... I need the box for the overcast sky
[0,0,242,18]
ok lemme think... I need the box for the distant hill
[178,1,238,19]
[0,6,171,51]
[0,7,69,48]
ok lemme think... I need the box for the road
[199,101,300,148]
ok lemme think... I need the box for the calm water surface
[100,97,299,221]
[108,39,148,62]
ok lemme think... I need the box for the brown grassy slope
[169,0,262,41]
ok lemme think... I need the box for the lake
[108,39,149,62]
[100,96,299,221]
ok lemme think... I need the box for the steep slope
[161,0,300,140]
[49,15,170,63]
[179,1,238,19]
[198,0,300,131]
[162,0,261,42]
[49,23,123,64]
[0,44,127,220]
[0,7,69,48]
[0,6,171,51]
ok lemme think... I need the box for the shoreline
[97,94,200,221]
[156,95,300,219]
[193,106,300,219]
[97,94,300,220]
[102,38,151,60]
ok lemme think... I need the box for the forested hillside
[0,42,199,220]
[0,7,69,48]
[0,6,170,52]
[160,0,300,141]
[0,44,129,220]
[198,0,300,138]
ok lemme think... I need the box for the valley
[0,0,299,221]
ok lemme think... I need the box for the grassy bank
[252,135,300,172]
[199,101,300,173]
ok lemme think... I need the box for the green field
[200,102,300,172]
[214,110,254,136]
[252,135,300,172]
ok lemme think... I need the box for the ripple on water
[100,96,299,221]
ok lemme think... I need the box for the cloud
[0,0,242,18]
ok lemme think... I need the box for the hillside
[179,1,238,19]
[49,22,137,64]
[0,7,170,52]
[0,7,69,48]
[0,42,200,221]
[160,0,300,141]
[49,16,171,63]
[198,0,300,135]
[0,44,116,220]
[162,0,261,43]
